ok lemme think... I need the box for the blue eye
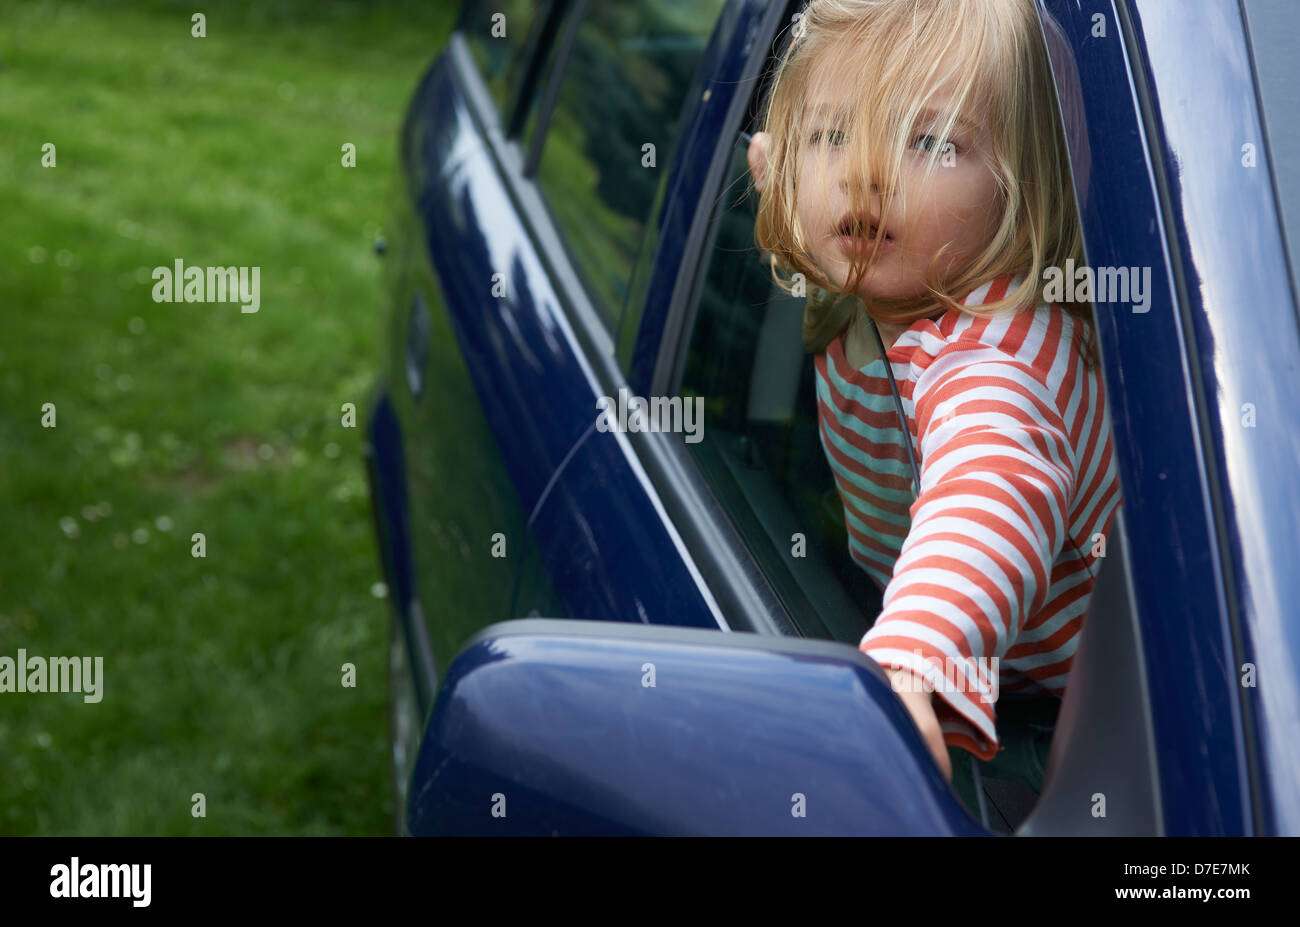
[912,134,956,157]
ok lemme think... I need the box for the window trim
[459,0,567,142]
[511,0,731,329]
[523,0,588,176]
[504,0,571,141]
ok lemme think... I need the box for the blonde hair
[754,0,1095,363]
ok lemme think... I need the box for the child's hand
[883,666,953,782]
[747,131,771,192]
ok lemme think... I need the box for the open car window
[663,2,1164,834]
[670,127,904,644]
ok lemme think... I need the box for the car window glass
[535,0,728,326]
[1242,0,1300,307]
[672,132,917,643]
[462,0,544,120]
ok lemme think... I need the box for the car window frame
[457,0,563,140]
[520,0,586,176]
[1026,0,1175,833]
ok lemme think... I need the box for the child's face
[794,50,1003,303]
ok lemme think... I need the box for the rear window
[462,0,543,118]
[534,1,728,324]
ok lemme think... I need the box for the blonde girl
[747,0,1121,790]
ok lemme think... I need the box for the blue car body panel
[367,0,1300,835]
[1126,0,1300,837]
[364,391,434,709]
[1041,0,1248,836]
[1041,0,1300,835]
[405,60,582,516]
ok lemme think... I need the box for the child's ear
[747,131,772,192]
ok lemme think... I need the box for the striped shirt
[814,273,1122,761]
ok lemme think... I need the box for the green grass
[0,0,457,834]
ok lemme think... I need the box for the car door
[384,0,751,688]
[465,0,802,634]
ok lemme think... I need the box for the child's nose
[839,174,878,197]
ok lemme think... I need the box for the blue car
[365,0,1300,836]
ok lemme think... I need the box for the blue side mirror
[405,619,984,836]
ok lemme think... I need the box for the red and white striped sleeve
[858,341,1077,761]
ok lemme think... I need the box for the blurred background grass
[0,0,456,834]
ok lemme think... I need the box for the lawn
[0,0,456,834]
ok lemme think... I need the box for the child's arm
[861,344,1078,766]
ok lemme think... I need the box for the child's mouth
[836,215,893,256]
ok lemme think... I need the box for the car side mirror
[404,619,983,836]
